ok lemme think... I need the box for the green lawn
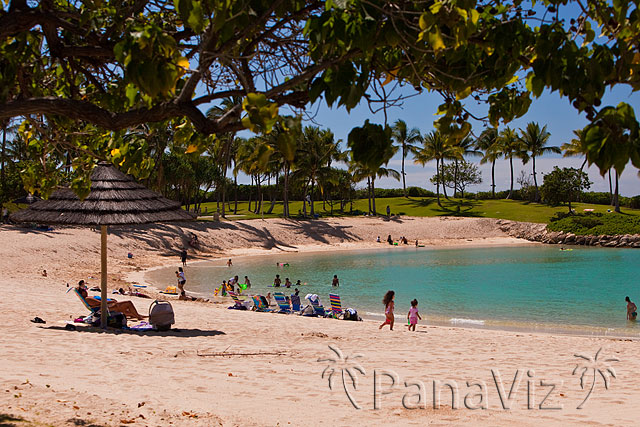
[195,197,640,224]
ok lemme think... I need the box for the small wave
[450,318,485,325]
[365,311,385,317]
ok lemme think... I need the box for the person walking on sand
[332,275,339,287]
[407,299,422,331]
[379,290,395,330]
[387,234,393,245]
[180,249,187,267]
[626,296,637,320]
[176,267,186,294]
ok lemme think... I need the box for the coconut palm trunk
[453,159,459,198]
[371,176,377,215]
[441,160,449,199]
[435,159,441,207]
[491,159,496,198]
[608,169,613,205]
[532,155,539,200]
[509,155,515,198]
[367,177,372,214]
[402,145,407,197]
[614,171,620,213]
[283,165,290,218]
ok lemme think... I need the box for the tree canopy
[2,0,640,195]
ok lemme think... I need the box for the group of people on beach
[377,235,419,246]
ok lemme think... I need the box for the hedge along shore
[497,219,640,248]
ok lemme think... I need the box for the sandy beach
[1,216,637,426]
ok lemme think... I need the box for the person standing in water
[273,274,281,287]
[626,296,637,320]
[379,290,395,330]
[332,275,339,287]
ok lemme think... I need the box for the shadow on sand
[40,325,226,338]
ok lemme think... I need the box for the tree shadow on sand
[0,413,26,427]
[41,325,226,337]
[276,219,359,245]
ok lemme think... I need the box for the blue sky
[264,83,640,197]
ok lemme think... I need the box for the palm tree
[519,122,560,201]
[413,131,462,206]
[293,126,343,216]
[498,127,527,199]
[476,128,501,198]
[347,121,397,215]
[207,96,242,217]
[391,120,422,197]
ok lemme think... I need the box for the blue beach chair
[273,292,292,313]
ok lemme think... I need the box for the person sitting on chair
[77,280,146,320]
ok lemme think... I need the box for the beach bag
[343,308,361,321]
[89,312,127,328]
[149,300,175,331]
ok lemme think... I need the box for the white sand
[0,217,637,426]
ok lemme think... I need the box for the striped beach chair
[328,293,343,317]
[273,292,292,313]
[252,295,273,312]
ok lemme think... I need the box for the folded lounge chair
[328,293,343,318]
[228,291,252,310]
[273,292,292,313]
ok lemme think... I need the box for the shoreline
[135,238,640,341]
[3,216,640,425]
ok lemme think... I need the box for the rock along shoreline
[497,219,640,248]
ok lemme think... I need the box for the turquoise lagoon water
[146,246,640,336]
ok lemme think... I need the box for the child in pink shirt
[407,299,422,331]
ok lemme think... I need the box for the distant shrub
[580,192,611,205]
[547,212,640,235]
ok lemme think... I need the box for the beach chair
[273,292,292,313]
[228,291,251,310]
[252,295,273,312]
[290,294,302,312]
[328,293,343,318]
[311,303,328,317]
[72,288,101,315]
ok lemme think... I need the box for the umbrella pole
[100,225,108,328]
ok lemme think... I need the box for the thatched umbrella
[12,162,194,327]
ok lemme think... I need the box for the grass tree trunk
[491,159,496,199]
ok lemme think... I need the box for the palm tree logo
[318,344,366,409]
[572,348,619,409]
